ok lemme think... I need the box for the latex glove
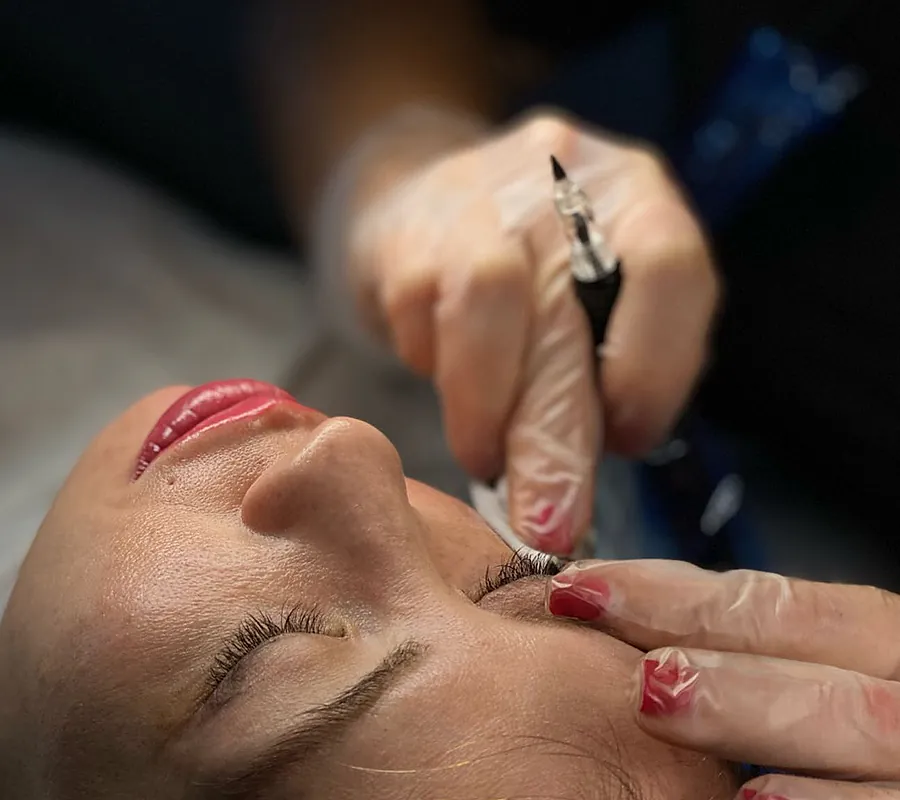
[547,559,900,797]
[316,106,718,554]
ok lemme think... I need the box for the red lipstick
[134,379,307,479]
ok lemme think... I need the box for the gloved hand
[315,106,718,554]
[547,558,900,796]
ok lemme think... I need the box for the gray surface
[0,133,315,607]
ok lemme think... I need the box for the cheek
[58,386,196,497]
[407,481,511,588]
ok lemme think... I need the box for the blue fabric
[676,27,864,227]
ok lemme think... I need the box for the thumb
[505,269,599,554]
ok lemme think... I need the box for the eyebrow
[197,639,424,799]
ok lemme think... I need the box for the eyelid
[473,551,562,602]
[206,606,340,696]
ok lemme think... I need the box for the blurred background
[2,0,898,606]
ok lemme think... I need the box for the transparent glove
[316,106,718,554]
[547,559,900,797]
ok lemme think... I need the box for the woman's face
[0,381,734,799]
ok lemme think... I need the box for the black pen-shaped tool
[550,156,623,351]
[571,214,623,353]
[550,155,742,570]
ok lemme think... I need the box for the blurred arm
[254,0,502,236]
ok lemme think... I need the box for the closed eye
[204,552,561,701]
[470,550,563,602]
[206,605,342,695]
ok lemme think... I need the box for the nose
[240,417,431,596]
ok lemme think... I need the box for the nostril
[241,417,408,539]
[240,455,318,534]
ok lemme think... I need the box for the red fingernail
[527,504,575,554]
[547,573,609,621]
[742,790,757,800]
[534,504,554,527]
[640,657,698,716]
[536,524,574,555]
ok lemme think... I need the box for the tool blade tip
[550,154,567,181]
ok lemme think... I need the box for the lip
[134,379,312,479]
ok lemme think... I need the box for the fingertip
[635,648,699,719]
[508,469,596,557]
[604,415,669,459]
[513,500,574,555]
[546,566,610,620]
[382,279,438,376]
[600,369,691,458]
[442,389,506,480]
[449,434,505,484]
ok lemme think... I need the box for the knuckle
[519,108,578,148]
[627,144,667,175]
[630,234,695,283]
[477,252,532,292]
[619,140,675,182]
[626,212,716,291]
[454,251,532,304]
[380,271,434,323]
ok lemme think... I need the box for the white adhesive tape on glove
[470,477,596,561]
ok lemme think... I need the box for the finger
[367,161,476,377]
[505,258,600,554]
[741,776,900,800]
[547,559,900,681]
[381,272,439,376]
[635,647,900,780]
[433,229,532,481]
[600,155,720,456]
[375,218,441,376]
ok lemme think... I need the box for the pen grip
[573,263,623,353]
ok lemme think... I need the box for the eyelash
[476,549,563,600]
[207,605,333,691]
[207,552,562,692]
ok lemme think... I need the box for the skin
[0,386,736,798]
